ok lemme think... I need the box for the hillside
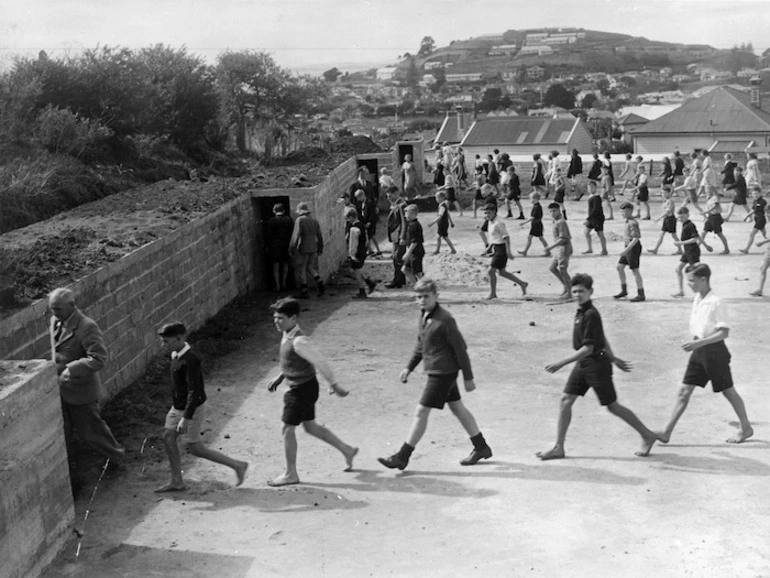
[407,27,722,75]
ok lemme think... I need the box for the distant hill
[396,28,724,76]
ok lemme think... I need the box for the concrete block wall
[0,360,74,578]
[0,193,257,399]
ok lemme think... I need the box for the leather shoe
[378,454,408,470]
[460,446,492,466]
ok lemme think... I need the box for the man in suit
[290,202,325,299]
[49,287,124,464]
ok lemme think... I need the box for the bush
[34,105,112,160]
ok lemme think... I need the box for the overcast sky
[2,0,769,74]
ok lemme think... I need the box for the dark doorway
[398,144,415,165]
[253,195,295,292]
[357,158,380,207]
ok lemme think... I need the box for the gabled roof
[434,114,462,144]
[631,86,770,135]
[460,117,580,147]
[616,112,649,126]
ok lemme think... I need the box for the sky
[2,0,770,74]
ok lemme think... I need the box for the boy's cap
[296,202,311,215]
[158,322,186,337]
[619,202,634,210]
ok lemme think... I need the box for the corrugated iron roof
[631,86,770,135]
[434,114,461,144]
[460,117,579,146]
[617,113,649,125]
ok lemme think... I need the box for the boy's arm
[183,358,206,419]
[545,345,593,373]
[348,227,360,260]
[683,327,729,351]
[602,339,632,372]
[267,372,285,391]
[293,336,347,396]
[404,328,423,380]
[620,236,639,256]
[443,318,474,385]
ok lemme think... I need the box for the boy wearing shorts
[505,165,525,220]
[545,203,573,299]
[648,186,681,255]
[614,202,645,302]
[428,190,456,255]
[346,207,378,299]
[739,187,768,254]
[267,298,358,486]
[656,264,753,444]
[672,206,712,297]
[627,165,651,220]
[402,204,426,286]
[483,203,528,300]
[518,191,550,256]
[750,205,770,296]
[600,165,614,220]
[702,190,729,254]
[724,165,748,221]
[536,273,660,460]
[472,169,488,218]
[582,180,607,255]
[378,278,492,470]
[156,323,248,492]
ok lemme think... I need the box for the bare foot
[635,435,657,457]
[671,292,684,298]
[720,250,730,255]
[155,482,187,493]
[705,245,714,252]
[267,474,300,487]
[235,462,249,486]
[739,249,748,254]
[600,251,608,256]
[520,281,529,296]
[582,250,593,254]
[647,249,658,255]
[536,446,565,460]
[517,251,527,256]
[655,431,670,444]
[344,447,359,471]
[484,294,497,300]
[726,427,754,444]
[749,290,763,297]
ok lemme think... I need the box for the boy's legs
[630,268,645,301]
[657,383,695,442]
[539,236,551,254]
[673,262,686,296]
[519,235,532,255]
[156,428,186,492]
[302,420,358,469]
[498,268,528,294]
[487,267,498,299]
[434,235,443,254]
[270,423,300,486]
[448,400,493,465]
[443,235,456,253]
[537,393,578,460]
[721,388,754,443]
[597,231,607,254]
[750,259,768,296]
[717,232,730,253]
[187,442,248,485]
[583,227,593,253]
[615,263,628,297]
[406,404,432,447]
[605,402,658,456]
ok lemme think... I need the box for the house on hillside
[459,116,593,158]
[630,85,770,155]
[376,67,397,81]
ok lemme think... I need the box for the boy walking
[545,203,573,298]
[378,278,492,470]
[647,186,681,255]
[384,188,408,289]
[672,206,712,297]
[739,187,767,254]
[346,207,378,299]
[290,202,325,298]
[702,190,729,254]
[614,202,645,302]
[518,191,551,257]
[155,323,248,492]
[582,180,607,255]
[484,203,528,299]
[402,204,426,286]
[750,206,770,296]
[656,264,753,444]
[428,190,457,254]
[536,273,660,460]
[267,298,358,486]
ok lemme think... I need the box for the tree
[418,36,435,58]
[581,93,598,109]
[322,67,342,83]
[543,83,575,109]
[405,58,419,88]
[430,67,446,93]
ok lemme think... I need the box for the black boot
[378,443,413,470]
[630,288,646,302]
[614,284,628,299]
[460,433,492,466]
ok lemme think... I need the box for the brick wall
[0,360,74,578]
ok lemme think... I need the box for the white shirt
[487,217,509,245]
[171,342,191,360]
[689,291,729,339]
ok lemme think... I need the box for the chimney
[750,76,761,109]
[456,106,464,136]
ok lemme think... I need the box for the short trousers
[507,188,521,201]
[282,377,320,425]
[662,215,677,233]
[680,247,700,265]
[637,188,649,202]
[554,188,566,203]
[619,242,642,269]
[446,187,457,203]
[682,341,733,392]
[165,404,206,445]
[529,221,543,238]
[420,372,461,409]
[754,216,767,231]
[490,243,508,269]
[551,243,573,269]
[687,189,698,204]
[564,355,617,406]
[703,214,723,234]
[585,218,604,232]
[732,195,747,206]
[474,189,484,201]
[404,252,424,275]
[294,252,319,275]
[437,223,450,237]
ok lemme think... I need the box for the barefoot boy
[582,180,607,255]
[657,264,754,444]
[545,203,573,298]
[739,187,767,254]
[402,204,426,286]
[428,190,457,255]
[267,298,358,486]
[750,206,770,297]
[156,323,248,492]
[484,203,528,299]
[614,202,645,302]
[648,186,681,255]
[378,278,492,470]
[346,207,378,299]
[518,191,550,257]
[672,206,712,297]
[536,273,659,460]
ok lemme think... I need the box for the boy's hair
[405,204,419,214]
[530,191,541,200]
[570,273,593,290]
[345,207,358,219]
[735,166,743,172]
[619,201,634,210]
[547,202,561,211]
[436,191,447,200]
[484,202,498,213]
[271,297,301,318]
[685,263,711,280]
[677,206,690,215]
[273,203,285,215]
[587,180,597,191]
[413,277,438,294]
[662,185,672,193]
[158,322,186,337]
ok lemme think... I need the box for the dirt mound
[330,135,382,156]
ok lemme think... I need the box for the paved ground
[45,194,770,578]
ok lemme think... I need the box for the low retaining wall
[0,360,74,578]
